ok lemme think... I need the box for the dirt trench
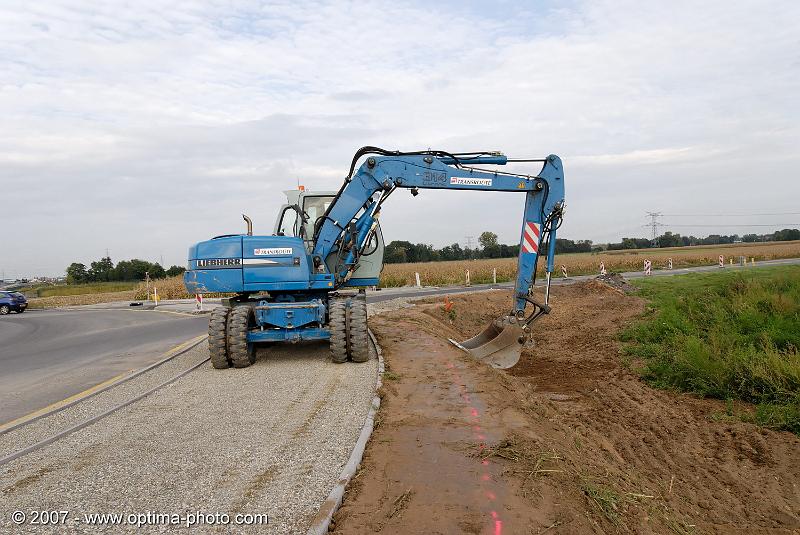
[332,282,800,534]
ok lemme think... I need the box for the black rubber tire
[0,305,9,315]
[208,307,231,369]
[228,305,256,368]
[17,308,25,314]
[349,298,370,363]
[329,298,348,363]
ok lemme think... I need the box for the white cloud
[0,0,798,276]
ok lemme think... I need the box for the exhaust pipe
[242,214,253,236]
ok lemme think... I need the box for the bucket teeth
[448,315,525,369]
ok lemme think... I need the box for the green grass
[581,481,621,524]
[383,371,401,381]
[622,266,800,434]
[33,281,138,297]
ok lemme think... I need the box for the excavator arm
[312,148,565,368]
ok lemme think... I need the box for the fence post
[644,260,652,276]
[719,255,724,268]
[561,265,568,278]
[751,257,755,266]
[415,272,421,288]
[465,270,471,287]
[668,258,673,270]
[153,287,159,305]
[492,268,497,285]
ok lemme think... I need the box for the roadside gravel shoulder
[0,338,208,458]
[1,342,378,534]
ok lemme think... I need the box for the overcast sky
[1,0,799,277]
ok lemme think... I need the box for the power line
[662,212,800,217]
[663,223,800,227]
[644,212,665,241]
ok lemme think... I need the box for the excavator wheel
[329,298,348,364]
[348,297,370,363]
[228,305,256,368]
[208,307,231,369]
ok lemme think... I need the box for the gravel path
[1,341,377,534]
[0,337,208,457]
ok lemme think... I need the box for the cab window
[277,207,296,236]
[301,196,333,240]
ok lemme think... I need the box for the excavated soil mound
[594,272,637,293]
[334,281,800,534]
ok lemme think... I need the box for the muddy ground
[333,281,800,534]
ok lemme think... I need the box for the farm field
[21,241,800,307]
[23,281,138,308]
[30,281,137,297]
[26,290,138,309]
[381,240,800,287]
[335,269,800,533]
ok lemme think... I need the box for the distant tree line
[65,256,186,284]
[384,228,800,264]
[608,228,800,250]
[384,231,593,264]
[744,228,800,242]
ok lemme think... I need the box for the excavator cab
[274,190,385,284]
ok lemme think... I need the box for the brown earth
[332,282,800,534]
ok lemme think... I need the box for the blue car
[0,291,27,315]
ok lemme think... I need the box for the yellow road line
[150,309,202,317]
[164,334,207,356]
[0,372,128,432]
[0,333,208,432]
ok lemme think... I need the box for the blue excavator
[184,147,565,369]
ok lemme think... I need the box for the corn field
[380,241,800,287]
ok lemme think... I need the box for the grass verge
[621,266,800,434]
[27,291,137,309]
[33,281,138,297]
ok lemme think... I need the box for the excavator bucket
[449,315,526,369]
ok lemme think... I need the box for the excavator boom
[311,148,565,368]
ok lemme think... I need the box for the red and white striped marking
[521,222,541,254]
[195,293,203,311]
[644,260,652,276]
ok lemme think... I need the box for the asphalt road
[0,310,207,424]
